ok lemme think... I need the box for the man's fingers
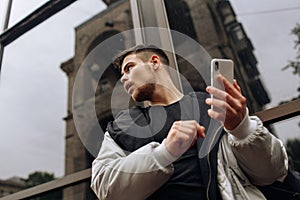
[233,79,241,92]
[169,121,205,154]
[190,124,205,147]
[196,123,205,138]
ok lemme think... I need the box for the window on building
[216,0,236,26]
[164,0,198,41]
[232,25,244,41]
[99,78,111,92]
[86,30,125,96]
[249,78,270,106]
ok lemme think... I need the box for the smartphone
[211,59,234,108]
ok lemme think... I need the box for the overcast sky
[0,0,299,180]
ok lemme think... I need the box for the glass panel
[0,1,299,199]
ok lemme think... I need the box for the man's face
[120,53,156,102]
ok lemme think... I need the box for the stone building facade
[60,0,270,199]
[0,177,25,198]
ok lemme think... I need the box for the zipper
[206,125,223,200]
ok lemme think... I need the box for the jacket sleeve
[90,132,176,200]
[226,112,288,186]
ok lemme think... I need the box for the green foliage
[282,23,300,76]
[286,138,300,173]
[280,23,300,127]
[24,171,55,188]
[23,171,62,200]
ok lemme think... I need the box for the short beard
[133,83,155,102]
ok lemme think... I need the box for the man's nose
[120,73,128,84]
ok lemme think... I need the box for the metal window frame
[0,0,78,74]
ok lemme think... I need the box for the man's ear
[150,55,160,70]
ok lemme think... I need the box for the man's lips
[124,82,133,93]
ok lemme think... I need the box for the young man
[91,44,288,199]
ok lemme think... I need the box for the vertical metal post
[0,0,13,74]
[2,0,13,31]
[0,44,4,74]
[129,0,183,92]
[129,0,144,44]
[152,0,183,92]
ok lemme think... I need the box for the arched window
[86,30,125,95]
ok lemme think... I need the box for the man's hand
[205,74,247,130]
[165,120,205,158]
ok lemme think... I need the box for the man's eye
[128,66,133,71]
[123,64,135,74]
[126,65,134,72]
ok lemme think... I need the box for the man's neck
[148,86,184,106]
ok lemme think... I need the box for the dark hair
[112,44,170,71]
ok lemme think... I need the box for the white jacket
[91,112,288,200]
